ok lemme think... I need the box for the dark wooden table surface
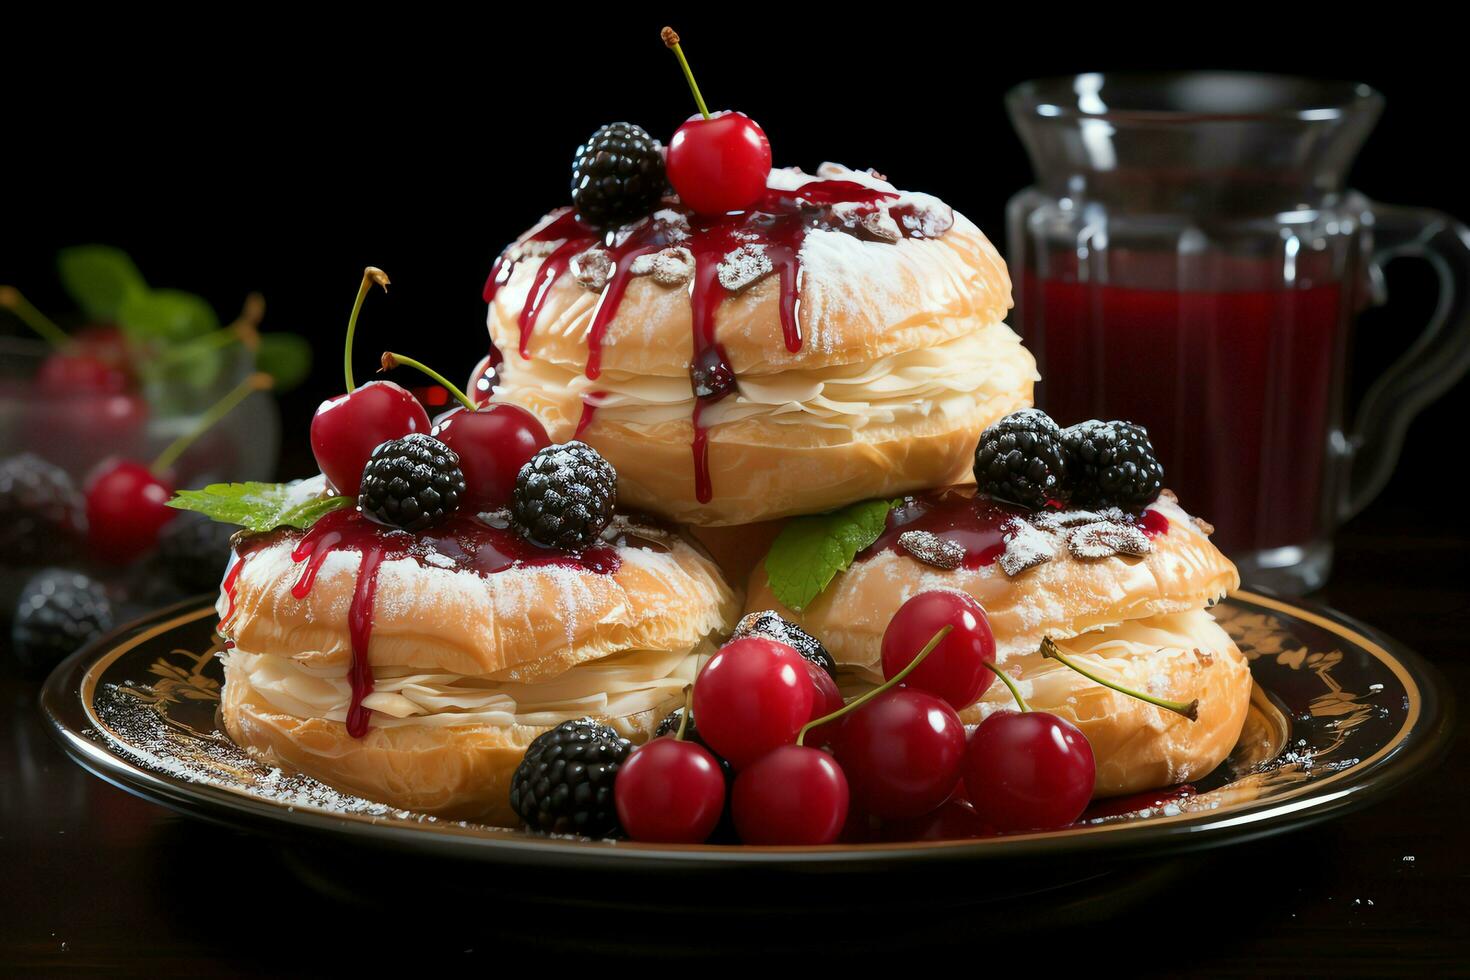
[3,489,1466,974]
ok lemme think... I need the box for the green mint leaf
[764,498,899,612]
[167,482,352,533]
[254,332,313,391]
[57,245,148,321]
[117,288,219,343]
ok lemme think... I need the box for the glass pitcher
[1006,72,1470,593]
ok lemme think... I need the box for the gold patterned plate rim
[40,590,1455,870]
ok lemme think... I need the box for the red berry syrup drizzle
[218,550,255,635]
[484,179,945,504]
[859,488,1027,569]
[258,508,624,739]
[574,392,605,439]
[858,486,1170,569]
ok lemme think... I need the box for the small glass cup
[1006,72,1470,593]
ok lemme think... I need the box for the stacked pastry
[485,156,1249,801]
[213,138,1242,825]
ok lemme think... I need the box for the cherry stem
[661,27,710,120]
[675,685,693,741]
[344,267,390,392]
[1040,636,1199,721]
[984,662,1030,713]
[156,297,264,366]
[0,285,70,349]
[796,624,952,746]
[150,372,273,476]
[379,352,475,412]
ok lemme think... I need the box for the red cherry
[963,710,1096,833]
[614,736,727,844]
[71,325,131,366]
[691,637,813,768]
[881,797,995,842]
[803,660,845,750]
[666,111,772,215]
[881,590,997,710]
[431,403,549,511]
[36,352,130,395]
[731,745,848,845]
[84,459,177,563]
[310,380,431,496]
[835,688,966,820]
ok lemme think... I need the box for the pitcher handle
[1341,203,1470,519]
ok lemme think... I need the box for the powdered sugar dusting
[717,243,773,291]
[998,519,1057,576]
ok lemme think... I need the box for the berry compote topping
[859,485,1170,577]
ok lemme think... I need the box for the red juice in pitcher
[1023,272,1346,557]
[1007,73,1470,592]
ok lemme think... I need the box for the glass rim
[1007,71,1383,124]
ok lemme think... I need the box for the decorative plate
[41,590,1453,871]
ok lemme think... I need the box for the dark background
[3,14,1468,973]
[3,16,1467,501]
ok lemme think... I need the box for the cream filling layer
[494,322,1034,432]
[225,642,707,730]
[840,610,1237,707]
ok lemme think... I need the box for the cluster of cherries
[307,269,549,509]
[2,283,287,567]
[613,591,1101,846]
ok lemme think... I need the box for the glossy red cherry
[36,352,130,395]
[881,590,997,710]
[667,111,772,215]
[835,688,966,820]
[431,403,549,511]
[803,660,845,750]
[691,637,813,769]
[881,797,994,842]
[614,736,727,844]
[310,380,430,496]
[963,710,1096,833]
[84,459,177,563]
[732,745,848,845]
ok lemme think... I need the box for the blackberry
[158,514,237,594]
[511,441,616,551]
[12,568,113,672]
[0,454,85,566]
[357,434,466,532]
[510,718,631,837]
[1062,420,1165,510]
[973,409,1069,510]
[570,122,667,228]
[731,610,837,679]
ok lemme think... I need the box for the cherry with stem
[86,372,273,564]
[380,351,550,511]
[309,268,431,497]
[660,26,772,215]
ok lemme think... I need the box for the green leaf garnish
[167,482,353,533]
[117,288,219,343]
[57,245,147,321]
[254,332,313,391]
[763,498,900,612]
